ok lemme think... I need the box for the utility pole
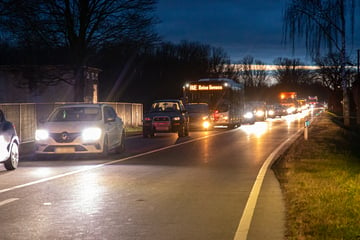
[357,49,359,78]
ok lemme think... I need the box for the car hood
[40,121,102,132]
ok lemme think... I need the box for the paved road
[0,111,314,239]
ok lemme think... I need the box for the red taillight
[212,110,220,121]
[144,117,152,121]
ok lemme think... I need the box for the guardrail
[0,102,143,143]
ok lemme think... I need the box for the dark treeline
[0,40,333,108]
[94,41,237,107]
[0,0,349,111]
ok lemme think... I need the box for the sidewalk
[248,170,286,240]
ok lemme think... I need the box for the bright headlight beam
[202,121,210,129]
[35,129,49,141]
[244,112,253,119]
[82,127,102,141]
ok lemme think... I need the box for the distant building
[0,65,100,103]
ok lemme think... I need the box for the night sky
[155,0,360,65]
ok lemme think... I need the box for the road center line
[233,128,303,240]
[0,198,19,207]
[0,131,229,195]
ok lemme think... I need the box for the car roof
[153,99,181,103]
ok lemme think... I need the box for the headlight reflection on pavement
[31,167,54,177]
[240,122,268,138]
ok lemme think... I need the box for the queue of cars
[0,98,297,170]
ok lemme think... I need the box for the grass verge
[273,112,360,240]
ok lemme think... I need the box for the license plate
[154,122,170,131]
[55,147,75,153]
[156,126,169,131]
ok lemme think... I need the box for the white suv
[35,104,125,156]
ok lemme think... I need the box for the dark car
[143,99,189,138]
[185,103,211,130]
[0,110,20,170]
[267,104,288,118]
[243,104,256,124]
[247,101,267,121]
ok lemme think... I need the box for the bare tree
[315,53,355,113]
[273,57,309,87]
[0,0,158,101]
[314,53,354,90]
[283,0,357,126]
[239,55,268,87]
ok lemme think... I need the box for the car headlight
[82,127,102,141]
[268,110,275,115]
[202,120,210,129]
[35,129,49,141]
[256,110,264,117]
[244,112,254,119]
[287,107,295,114]
[172,116,181,121]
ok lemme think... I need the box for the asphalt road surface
[0,110,315,240]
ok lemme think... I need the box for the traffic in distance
[0,78,323,169]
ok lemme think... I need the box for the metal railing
[0,102,143,143]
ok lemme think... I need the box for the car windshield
[150,102,180,112]
[48,107,102,122]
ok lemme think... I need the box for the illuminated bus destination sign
[189,84,223,91]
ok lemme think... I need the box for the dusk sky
[155,0,360,65]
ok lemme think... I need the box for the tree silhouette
[283,0,357,126]
[0,0,158,101]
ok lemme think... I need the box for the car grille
[43,145,87,152]
[50,132,81,143]
[153,116,170,122]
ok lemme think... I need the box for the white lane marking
[0,131,230,195]
[0,198,19,207]
[233,128,303,240]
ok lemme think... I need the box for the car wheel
[142,127,149,138]
[178,124,185,137]
[4,142,19,170]
[149,130,155,138]
[115,130,125,153]
[185,123,189,136]
[143,127,154,138]
[101,136,109,157]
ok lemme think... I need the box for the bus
[183,78,244,128]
